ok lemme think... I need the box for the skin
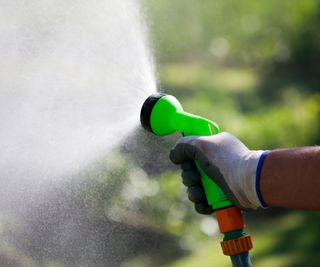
[260,147,320,210]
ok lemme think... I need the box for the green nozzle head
[140,94,230,209]
[140,93,183,136]
[140,93,220,137]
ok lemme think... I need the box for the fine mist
[0,0,155,204]
[0,0,155,183]
[0,1,168,266]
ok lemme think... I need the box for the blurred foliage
[159,64,320,149]
[147,0,319,71]
[76,0,320,266]
[5,1,319,266]
[126,0,320,266]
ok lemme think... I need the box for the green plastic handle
[148,95,232,210]
[174,113,232,210]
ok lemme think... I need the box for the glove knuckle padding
[195,202,213,215]
[181,170,200,186]
[180,160,197,171]
[170,143,198,164]
[187,186,204,202]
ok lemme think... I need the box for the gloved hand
[169,132,267,213]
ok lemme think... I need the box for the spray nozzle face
[140,93,166,133]
[140,93,184,136]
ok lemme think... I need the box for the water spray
[141,93,253,267]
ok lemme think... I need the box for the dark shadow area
[258,2,320,103]
[252,211,320,267]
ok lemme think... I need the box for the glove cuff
[255,150,269,208]
[239,149,268,210]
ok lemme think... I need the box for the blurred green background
[2,0,319,266]
[135,0,320,266]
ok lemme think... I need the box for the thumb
[169,136,200,164]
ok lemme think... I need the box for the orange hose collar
[220,235,253,256]
[215,206,244,233]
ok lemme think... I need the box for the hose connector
[220,235,253,256]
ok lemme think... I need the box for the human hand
[170,132,267,213]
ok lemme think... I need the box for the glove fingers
[187,185,205,202]
[181,169,200,186]
[170,137,215,215]
[195,202,214,215]
[180,160,197,171]
[170,142,199,164]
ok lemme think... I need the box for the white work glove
[169,132,268,212]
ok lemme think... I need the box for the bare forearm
[260,147,320,210]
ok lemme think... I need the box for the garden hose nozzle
[140,93,253,267]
